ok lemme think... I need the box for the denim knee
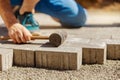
[74,5,88,27]
[61,4,88,28]
[45,0,78,17]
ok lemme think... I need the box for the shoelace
[21,13,39,28]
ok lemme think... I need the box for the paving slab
[0,48,13,71]
[91,39,120,60]
[13,49,35,67]
[36,47,82,70]
[61,36,106,64]
[12,46,82,70]
[106,40,120,60]
[82,44,106,64]
[0,39,81,70]
[11,44,41,67]
[0,34,107,67]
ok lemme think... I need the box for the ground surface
[0,11,120,80]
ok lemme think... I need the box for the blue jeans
[10,0,87,27]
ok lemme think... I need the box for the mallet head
[49,31,67,47]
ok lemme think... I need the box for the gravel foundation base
[0,60,120,80]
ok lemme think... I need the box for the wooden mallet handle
[0,35,49,40]
[31,36,49,40]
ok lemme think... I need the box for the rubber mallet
[0,31,67,47]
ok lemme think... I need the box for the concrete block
[91,39,120,60]
[62,38,106,64]
[106,40,120,60]
[112,35,120,39]
[82,43,106,64]
[13,49,21,66]
[0,48,13,71]
[82,48,106,64]
[35,47,82,70]
[13,49,35,67]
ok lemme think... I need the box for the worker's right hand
[8,23,32,43]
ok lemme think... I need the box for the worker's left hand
[20,0,40,15]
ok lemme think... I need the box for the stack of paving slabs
[0,34,120,71]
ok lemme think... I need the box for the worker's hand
[20,0,40,15]
[8,23,32,43]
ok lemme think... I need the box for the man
[0,0,87,43]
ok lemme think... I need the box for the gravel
[0,60,120,80]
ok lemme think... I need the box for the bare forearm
[0,0,18,29]
[23,0,40,7]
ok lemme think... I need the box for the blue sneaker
[15,11,40,31]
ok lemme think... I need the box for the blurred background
[76,0,120,11]
[1,0,120,28]
[34,0,120,28]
